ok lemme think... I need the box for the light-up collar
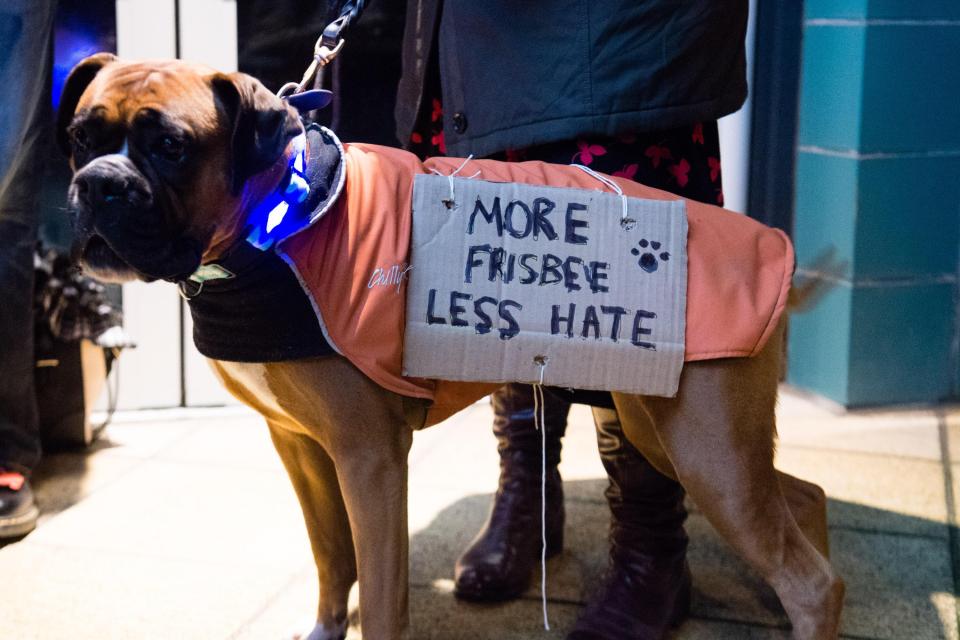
[245,132,310,251]
[181,134,308,296]
[179,126,346,298]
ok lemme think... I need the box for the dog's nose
[72,155,153,209]
[75,173,143,207]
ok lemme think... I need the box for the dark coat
[395,0,749,158]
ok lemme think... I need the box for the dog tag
[188,263,234,284]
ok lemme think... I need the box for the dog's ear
[56,52,118,156]
[210,72,303,195]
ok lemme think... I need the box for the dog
[58,54,844,639]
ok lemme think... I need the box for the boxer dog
[58,54,844,639]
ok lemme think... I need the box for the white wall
[177,0,239,407]
[112,0,238,409]
[116,0,176,60]
[178,0,238,71]
[717,0,758,215]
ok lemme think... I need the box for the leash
[277,1,367,107]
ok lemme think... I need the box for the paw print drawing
[631,239,670,273]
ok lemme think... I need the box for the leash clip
[295,36,346,94]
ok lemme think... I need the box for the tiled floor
[1,390,957,639]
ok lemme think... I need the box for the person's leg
[455,124,723,606]
[564,124,721,638]
[410,62,578,600]
[567,407,690,639]
[454,383,569,600]
[0,0,57,540]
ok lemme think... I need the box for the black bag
[33,245,125,450]
[34,338,115,450]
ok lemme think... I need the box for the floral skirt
[409,97,724,207]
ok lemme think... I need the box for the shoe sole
[0,504,39,539]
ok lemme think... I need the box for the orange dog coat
[279,143,794,426]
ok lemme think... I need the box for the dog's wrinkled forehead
[72,60,220,135]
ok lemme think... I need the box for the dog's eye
[70,127,89,154]
[152,135,186,162]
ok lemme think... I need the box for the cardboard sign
[403,174,688,397]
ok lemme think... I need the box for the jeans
[0,0,56,474]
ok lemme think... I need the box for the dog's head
[58,54,302,282]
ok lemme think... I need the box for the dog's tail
[787,248,847,313]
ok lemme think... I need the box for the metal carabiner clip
[296,36,347,94]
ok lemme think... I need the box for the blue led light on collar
[246,133,310,250]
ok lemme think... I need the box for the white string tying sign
[428,155,481,209]
[532,355,551,631]
[571,163,635,229]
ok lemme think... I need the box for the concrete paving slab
[831,529,957,640]
[222,567,323,640]
[2,391,956,640]
[409,401,607,508]
[409,488,608,603]
[942,412,960,463]
[776,447,949,539]
[26,458,312,572]
[30,449,140,521]
[93,418,199,460]
[225,526,960,640]
[227,567,583,640]
[408,407,502,497]
[0,542,297,640]
[672,619,792,639]
[408,403,604,490]
[408,488,957,639]
[402,584,582,640]
[776,390,945,462]
[682,516,956,639]
[149,414,285,472]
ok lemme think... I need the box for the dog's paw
[630,239,670,273]
[285,619,347,640]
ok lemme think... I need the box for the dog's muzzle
[69,154,202,282]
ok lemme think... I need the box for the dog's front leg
[327,412,414,639]
[299,360,417,640]
[268,420,357,640]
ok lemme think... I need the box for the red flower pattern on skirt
[692,122,704,144]
[408,93,723,207]
[431,131,446,155]
[708,157,721,183]
[644,144,672,168]
[571,140,607,165]
[669,159,691,187]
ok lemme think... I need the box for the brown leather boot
[567,407,691,640]
[453,383,569,601]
